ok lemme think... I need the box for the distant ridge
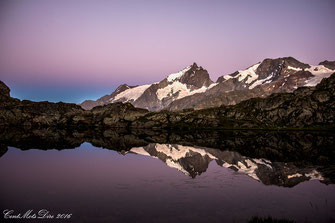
[80,57,335,111]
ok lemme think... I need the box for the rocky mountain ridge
[1,71,335,129]
[80,57,335,111]
[81,62,214,110]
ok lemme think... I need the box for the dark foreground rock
[0,72,335,130]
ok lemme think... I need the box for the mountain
[129,143,326,187]
[1,71,335,129]
[167,57,335,110]
[81,63,214,110]
[130,72,335,129]
[80,84,137,110]
[80,57,335,111]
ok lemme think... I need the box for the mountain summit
[170,62,213,88]
[80,58,335,111]
[81,62,215,110]
[167,57,335,111]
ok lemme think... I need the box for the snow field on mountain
[167,66,192,82]
[156,81,217,101]
[112,84,151,102]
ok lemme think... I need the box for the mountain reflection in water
[0,127,335,222]
[129,143,325,187]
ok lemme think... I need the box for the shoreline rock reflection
[0,127,334,187]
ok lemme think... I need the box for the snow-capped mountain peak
[218,57,335,91]
[80,57,335,111]
[167,65,192,82]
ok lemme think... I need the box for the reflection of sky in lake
[0,143,334,223]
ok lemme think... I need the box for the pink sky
[0,0,334,103]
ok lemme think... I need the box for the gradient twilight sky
[0,0,334,103]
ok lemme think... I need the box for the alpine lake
[0,128,334,223]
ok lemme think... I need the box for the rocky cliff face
[0,81,10,100]
[79,57,335,112]
[133,63,214,111]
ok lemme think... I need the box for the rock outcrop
[0,81,11,100]
[0,81,83,126]
[319,60,335,70]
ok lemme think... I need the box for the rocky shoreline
[1,73,334,130]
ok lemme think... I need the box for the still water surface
[0,141,334,223]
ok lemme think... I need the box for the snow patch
[156,82,217,101]
[165,159,190,175]
[287,173,303,179]
[149,143,222,176]
[305,170,324,181]
[285,64,334,87]
[130,147,151,156]
[236,160,260,181]
[112,84,151,102]
[287,66,302,71]
[154,144,217,161]
[304,65,334,86]
[306,65,334,75]
[186,83,217,97]
[249,74,274,89]
[222,160,261,181]
[237,63,260,83]
[167,66,192,82]
[223,74,233,80]
[156,81,189,100]
[253,158,273,169]
[220,63,260,83]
